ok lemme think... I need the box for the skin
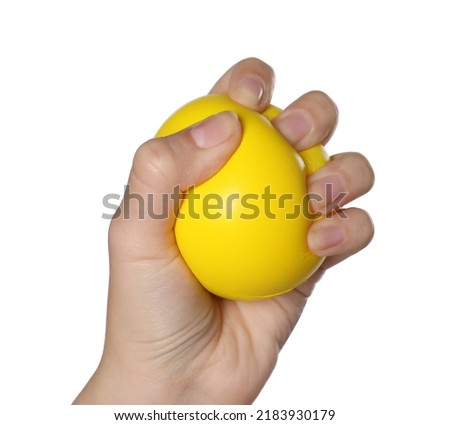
[74,58,375,405]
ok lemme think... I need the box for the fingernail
[190,111,239,148]
[308,173,347,214]
[234,75,264,107]
[275,109,313,145]
[308,224,344,254]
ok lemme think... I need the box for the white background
[1,1,449,423]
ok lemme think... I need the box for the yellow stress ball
[156,94,329,300]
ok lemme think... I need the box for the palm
[164,258,320,404]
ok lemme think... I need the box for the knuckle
[354,209,375,246]
[301,91,339,142]
[335,152,375,194]
[240,57,273,73]
[351,152,375,189]
[362,212,375,245]
[132,140,176,186]
[307,90,338,118]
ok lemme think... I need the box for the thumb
[109,111,241,262]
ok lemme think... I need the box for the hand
[74,58,374,405]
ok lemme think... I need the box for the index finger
[209,57,275,112]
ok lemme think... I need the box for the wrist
[73,352,199,405]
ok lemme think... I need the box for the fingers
[109,112,242,261]
[306,152,375,268]
[307,152,375,215]
[209,57,275,111]
[209,59,338,156]
[308,207,374,262]
[272,91,338,151]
